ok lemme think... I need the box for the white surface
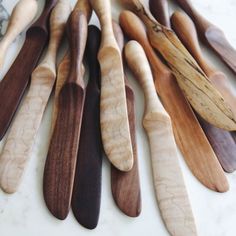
[1,0,236,236]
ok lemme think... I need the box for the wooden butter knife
[0,0,38,69]
[43,0,91,220]
[111,21,141,217]
[125,40,197,236]
[120,0,236,131]
[171,11,236,173]
[71,25,103,230]
[0,0,70,194]
[89,0,133,171]
[174,0,236,75]
[120,10,228,192]
[0,0,57,140]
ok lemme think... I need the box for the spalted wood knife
[0,0,58,140]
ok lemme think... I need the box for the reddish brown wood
[0,0,57,140]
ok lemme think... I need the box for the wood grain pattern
[0,0,71,194]
[89,0,133,171]
[71,25,102,230]
[0,0,58,140]
[111,21,141,217]
[171,11,236,173]
[120,0,236,131]
[43,0,91,220]
[0,0,38,69]
[149,0,170,27]
[125,40,197,236]
[119,10,229,192]
[174,0,236,74]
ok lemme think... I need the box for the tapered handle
[0,0,38,68]
[149,0,170,27]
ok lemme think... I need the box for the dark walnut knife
[71,25,103,230]
[43,0,91,220]
[0,0,57,140]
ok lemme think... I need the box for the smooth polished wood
[125,40,197,236]
[0,0,71,194]
[89,0,133,171]
[111,21,141,217]
[71,25,103,230]
[0,0,58,140]
[43,0,91,220]
[120,0,236,131]
[149,0,170,27]
[0,0,38,69]
[119,10,229,192]
[171,11,236,173]
[175,0,236,74]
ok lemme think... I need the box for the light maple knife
[174,0,236,74]
[0,0,71,194]
[43,0,91,220]
[89,0,133,171]
[0,0,58,140]
[171,11,236,173]
[125,40,197,236]
[111,21,141,217]
[120,10,229,192]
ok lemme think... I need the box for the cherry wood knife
[174,0,236,75]
[0,0,38,69]
[0,0,71,194]
[171,11,236,173]
[0,0,58,140]
[43,0,91,220]
[71,25,103,230]
[120,10,229,192]
[111,21,141,217]
[125,40,197,236]
[120,0,236,131]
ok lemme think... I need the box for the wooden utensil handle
[149,0,170,27]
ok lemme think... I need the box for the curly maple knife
[125,40,197,236]
[120,0,236,131]
[174,0,236,75]
[171,11,236,173]
[71,25,103,229]
[0,0,57,140]
[0,0,70,194]
[120,10,228,192]
[43,0,91,220]
[89,0,133,171]
[0,0,38,69]
[111,21,141,217]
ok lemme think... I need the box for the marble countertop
[1,0,236,236]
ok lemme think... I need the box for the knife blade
[0,0,58,140]
[125,40,197,236]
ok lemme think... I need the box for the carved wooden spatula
[43,0,91,220]
[0,0,71,194]
[111,21,141,217]
[120,10,229,192]
[0,0,38,69]
[89,0,133,171]
[125,40,197,236]
[171,11,236,173]
[120,0,236,131]
[0,0,58,140]
[71,25,103,229]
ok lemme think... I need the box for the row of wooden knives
[0,0,236,235]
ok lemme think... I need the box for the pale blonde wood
[0,0,38,69]
[171,11,236,116]
[125,40,197,236]
[121,0,236,131]
[0,0,71,194]
[89,0,133,171]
